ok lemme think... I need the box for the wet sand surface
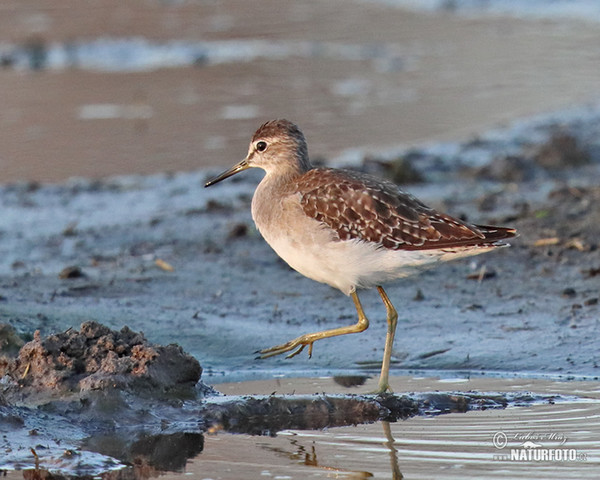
[1,0,600,182]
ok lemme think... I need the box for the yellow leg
[375,286,398,394]
[258,291,369,359]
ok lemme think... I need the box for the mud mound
[0,321,201,397]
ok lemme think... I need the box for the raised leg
[258,291,370,359]
[376,286,398,394]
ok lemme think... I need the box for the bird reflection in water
[259,421,403,479]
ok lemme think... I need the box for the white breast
[252,186,437,295]
[250,174,489,296]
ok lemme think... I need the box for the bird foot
[371,382,393,395]
[257,335,315,359]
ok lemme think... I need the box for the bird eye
[256,141,268,152]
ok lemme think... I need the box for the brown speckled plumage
[293,167,515,251]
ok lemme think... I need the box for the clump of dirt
[384,156,425,184]
[203,395,387,435]
[0,321,201,398]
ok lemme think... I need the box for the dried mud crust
[0,321,201,398]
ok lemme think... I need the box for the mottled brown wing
[295,168,515,251]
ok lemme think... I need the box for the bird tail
[475,225,518,246]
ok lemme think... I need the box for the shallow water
[191,403,600,479]
[157,376,600,479]
[3,376,599,479]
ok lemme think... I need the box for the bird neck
[264,155,312,186]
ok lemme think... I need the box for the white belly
[251,177,490,296]
[256,207,443,295]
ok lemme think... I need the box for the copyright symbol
[493,431,508,449]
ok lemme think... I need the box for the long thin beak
[204,159,250,187]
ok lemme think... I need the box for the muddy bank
[0,99,600,477]
[1,321,202,399]
[0,323,576,477]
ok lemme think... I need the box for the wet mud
[1,108,600,381]
[0,323,578,478]
[1,1,600,478]
[1,18,600,477]
[1,321,202,399]
[1,100,600,477]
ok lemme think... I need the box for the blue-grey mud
[1,323,599,478]
[1,104,599,381]
[1,104,600,477]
